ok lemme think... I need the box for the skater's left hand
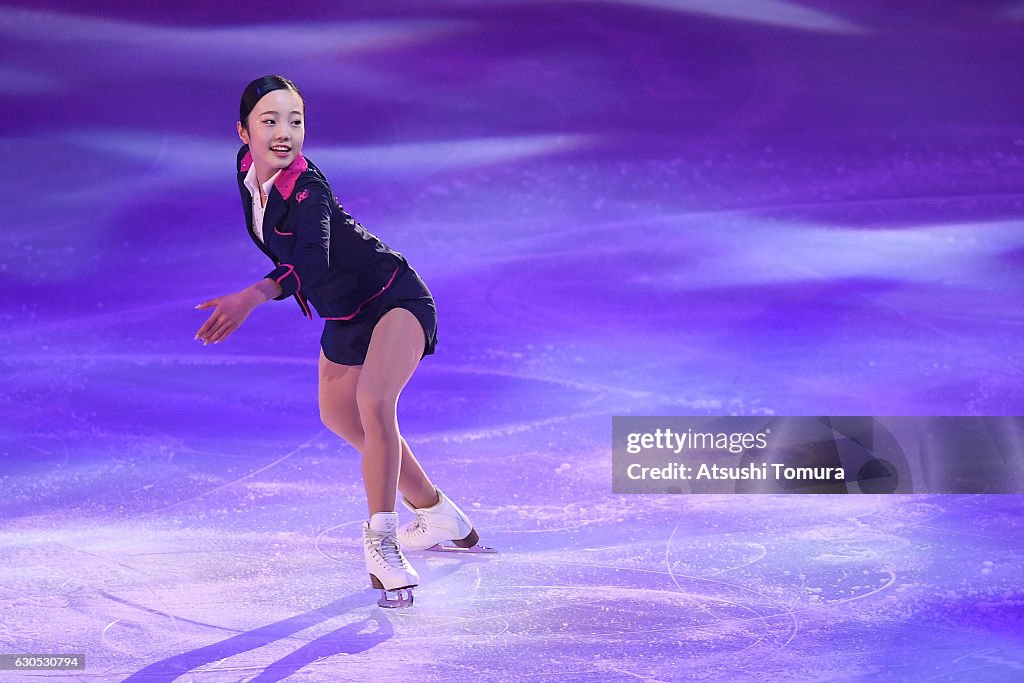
[194,289,263,345]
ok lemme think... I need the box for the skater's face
[237,88,305,181]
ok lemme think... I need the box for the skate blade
[377,587,414,608]
[425,543,498,554]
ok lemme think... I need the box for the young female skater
[194,75,488,608]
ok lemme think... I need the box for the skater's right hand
[194,289,263,345]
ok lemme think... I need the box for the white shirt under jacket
[242,164,282,243]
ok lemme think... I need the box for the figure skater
[194,75,490,608]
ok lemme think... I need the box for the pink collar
[239,148,309,200]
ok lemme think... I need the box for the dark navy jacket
[236,144,406,320]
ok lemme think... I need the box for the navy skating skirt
[320,262,438,366]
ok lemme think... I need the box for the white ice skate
[364,511,419,608]
[398,487,496,554]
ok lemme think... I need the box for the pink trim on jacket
[275,263,300,291]
[274,226,294,236]
[276,264,310,320]
[297,291,313,320]
[322,265,401,321]
[274,154,309,200]
[238,150,305,199]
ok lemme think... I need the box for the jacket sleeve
[264,179,332,300]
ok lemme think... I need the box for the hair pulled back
[239,75,305,130]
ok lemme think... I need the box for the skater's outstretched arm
[194,277,282,345]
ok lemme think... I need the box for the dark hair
[239,75,305,130]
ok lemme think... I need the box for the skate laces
[411,509,428,535]
[367,528,410,568]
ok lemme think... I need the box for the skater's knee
[320,410,365,450]
[356,393,397,433]
[318,405,338,431]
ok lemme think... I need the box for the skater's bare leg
[397,439,439,509]
[319,346,422,606]
[357,308,428,516]
[318,349,364,448]
[318,348,439,509]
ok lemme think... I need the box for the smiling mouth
[270,146,291,155]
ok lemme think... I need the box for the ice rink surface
[2,1,1023,680]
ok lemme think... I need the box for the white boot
[398,486,481,551]
[363,511,418,608]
